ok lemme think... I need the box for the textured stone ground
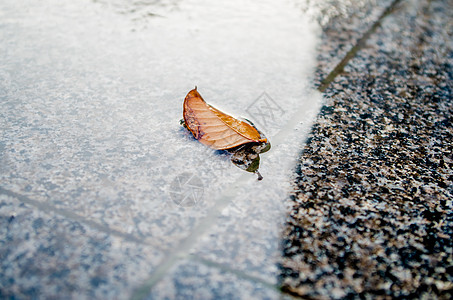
[281,0,452,298]
[0,193,161,299]
[310,0,393,86]
[1,0,451,299]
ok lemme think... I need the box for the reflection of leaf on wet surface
[181,87,271,180]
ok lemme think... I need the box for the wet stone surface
[0,0,321,298]
[0,194,162,299]
[282,0,452,298]
[1,0,451,298]
[308,0,394,85]
[147,259,283,300]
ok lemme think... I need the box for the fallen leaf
[182,87,270,180]
[183,87,268,150]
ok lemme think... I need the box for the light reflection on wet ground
[1,0,322,298]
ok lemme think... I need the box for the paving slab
[0,0,322,298]
[0,194,162,299]
[282,0,453,298]
[144,259,283,300]
[4,0,449,298]
[298,0,395,85]
[189,188,284,285]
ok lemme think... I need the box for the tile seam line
[189,254,280,292]
[317,0,403,93]
[0,186,146,244]
[130,174,250,300]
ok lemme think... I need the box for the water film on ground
[0,0,323,297]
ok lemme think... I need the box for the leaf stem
[256,171,263,181]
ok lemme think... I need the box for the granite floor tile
[5,0,448,298]
[0,193,163,299]
[282,0,452,298]
[302,0,395,85]
[0,0,321,256]
[143,259,283,300]
[190,193,284,285]
[1,0,323,298]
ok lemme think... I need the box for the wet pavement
[282,0,452,298]
[1,0,320,298]
[1,0,452,299]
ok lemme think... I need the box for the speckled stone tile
[300,0,394,85]
[190,191,284,285]
[146,259,282,300]
[0,194,163,299]
[282,0,452,298]
[1,0,323,298]
[0,0,321,257]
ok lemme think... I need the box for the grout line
[130,176,249,300]
[190,254,280,292]
[317,0,403,92]
[0,186,146,244]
